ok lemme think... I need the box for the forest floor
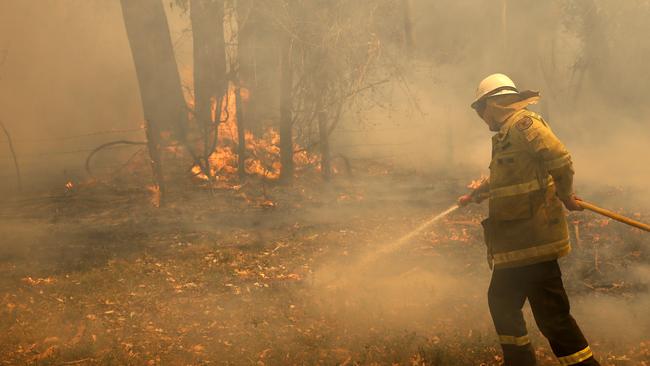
[0,166,648,365]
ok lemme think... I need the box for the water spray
[359,204,459,266]
[315,204,460,288]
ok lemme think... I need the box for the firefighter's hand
[562,195,584,211]
[458,194,474,207]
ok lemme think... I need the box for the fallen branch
[60,358,95,365]
[108,147,146,179]
[0,119,22,190]
[84,140,146,178]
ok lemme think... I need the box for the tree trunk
[318,112,331,181]
[190,0,227,178]
[120,0,187,139]
[279,34,294,183]
[237,3,281,136]
[144,120,165,207]
[235,87,246,179]
[120,0,188,204]
[401,0,414,56]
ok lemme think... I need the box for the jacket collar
[495,109,528,141]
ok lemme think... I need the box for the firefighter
[458,73,600,366]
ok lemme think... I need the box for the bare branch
[84,140,147,179]
[0,119,22,190]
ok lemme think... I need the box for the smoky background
[0,0,648,363]
[0,1,648,194]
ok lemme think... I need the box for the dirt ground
[0,169,648,365]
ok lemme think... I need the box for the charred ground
[0,167,648,365]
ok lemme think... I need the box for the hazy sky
[1,0,648,193]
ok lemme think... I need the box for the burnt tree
[237,2,281,136]
[190,0,227,178]
[120,0,188,204]
[278,32,294,183]
[235,86,246,178]
[120,0,187,138]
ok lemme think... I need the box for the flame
[22,277,56,286]
[147,184,161,207]
[259,200,276,208]
[467,175,488,190]
[191,84,319,182]
[191,165,208,181]
[65,181,74,190]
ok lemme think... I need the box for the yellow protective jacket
[482,109,575,269]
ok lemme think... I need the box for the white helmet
[471,73,519,109]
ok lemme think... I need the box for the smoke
[308,211,650,362]
[0,0,648,363]
[330,0,650,198]
[0,1,197,192]
[2,1,648,193]
[566,262,650,348]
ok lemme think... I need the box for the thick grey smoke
[1,1,648,192]
[0,1,648,363]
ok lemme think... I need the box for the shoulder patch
[516,116,533,131]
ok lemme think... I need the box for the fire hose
[384,198,650,258]
[576,199,650,232]
[460,190,650,232]
[336,198,648,271]
[317,199,648,288]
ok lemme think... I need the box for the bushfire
[190,85,319,182]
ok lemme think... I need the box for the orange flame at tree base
[191,85,319,182]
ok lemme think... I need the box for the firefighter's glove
[561,194,584,212]
[458,194,474,207]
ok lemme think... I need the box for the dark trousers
[488,260,599,366]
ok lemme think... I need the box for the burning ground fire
[190,85,319,182]
[467,175,488,190]
[60,85,322,208]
